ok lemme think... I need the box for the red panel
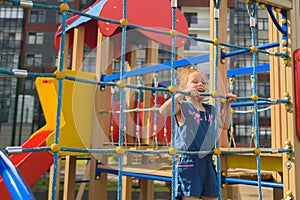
[111,101,144,142]
[0,130,54,200]
[111,97,173,144]
[150,96,172,143]
[294,49,300,140]
[99,0,188,47]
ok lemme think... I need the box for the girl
[159,67,236,200]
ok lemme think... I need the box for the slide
[0,130,54,200]
[0,70,96,199]
[0,76,62,200]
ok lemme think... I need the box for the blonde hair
[177,66,208,90]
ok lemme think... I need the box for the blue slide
[0,149,34,200]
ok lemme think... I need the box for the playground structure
[0,0,300,200]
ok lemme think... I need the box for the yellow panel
[46,70,97,156]
[33,77,65,136]
[226,154,283,172]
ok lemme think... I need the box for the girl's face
[187,71,208,94]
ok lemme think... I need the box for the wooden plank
[122,176,133,200]
[210,1,229,199]
[268,9,284,200]
[140,179,154,200]
[71,26,85,71]
[76,162,90,200]
[98,163,171,177]
[143,40,158,144]
[226,169,273,180]
[126,45,137,143]
[226,154,282,172]
[88,29,111,200]
[94,30,112,140]
[48,159,61,200]
[63,156,76,200]
[98,161,275,180]
[269,11,282,155]
[57,33,69,70]
[89,158,107,200]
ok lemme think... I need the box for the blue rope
[153,74,158,147]
[51,3,68,199]
[170,2,177,200]
[4,146,291,155]
[110,88,116,144]
[213,1,222,198]
[116,0,128,199]
[247,2,263,200]
[136,77,142,146]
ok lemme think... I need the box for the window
[257,18,268,30]
[259,126,271,147]
[259,106,271,118]
[57,12,73,23]
[54,54,70,68]
[0,54,19,69]
[0,7,23,19]
[26,54,42,67]
[28,32,44,45]
[158,44,171,63]
[257,39,269,46]
[258,81,270,97]
[136,58,145,68]
[82,52,96,72]
[1,32,21,48]
[29,11,45,23]
[184,34,197,50]
[25,79,35,90]
[184,13,197,27]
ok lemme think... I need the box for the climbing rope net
[0,0,293,200]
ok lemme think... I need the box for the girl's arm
[218,93,236,130]
[159,93,185,118]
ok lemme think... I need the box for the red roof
[54,0,188,53]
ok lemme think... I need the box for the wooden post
[57,33,69,70]
[143,40,158,144]
[62,25,86,200]
[63,156,76,200]
[71,26,85,71]
[210,1,228,199]
[139,178,154,200]
[48,158,61,200]
[76,162,91,200]
[88,30,113,200]
[126,45,137,144]
[137,40,158,199]
[269,9,283,200]
[122,176,133,200]
[265,0,300,199]
[48,33,69,200]
[281,1,300,199]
